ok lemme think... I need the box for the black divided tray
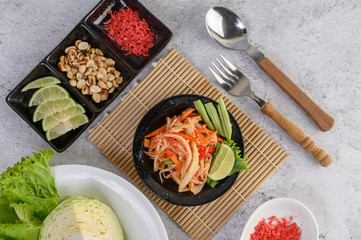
[6,0,172,152]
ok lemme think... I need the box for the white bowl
[240,198,319,240]
[51,165,168,240]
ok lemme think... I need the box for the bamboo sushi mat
[88,48,289,240]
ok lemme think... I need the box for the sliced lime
[45,131,64,142]
[33,98,77,122]
[28,85,69,107]
[42,105,86,131]
[45,114,89,141]
[208,143,235,181]
[22,76,61,92]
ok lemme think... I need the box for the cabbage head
[39,196,125,240]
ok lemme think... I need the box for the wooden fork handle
[258,57,334,132]
[261,102,333,167]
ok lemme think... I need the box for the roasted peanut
[107,67,115,74]
[86,59,95,68]
[105,58,116,67]
[66,71,73,79]
[102,74,108,82]
[98,80,107,89]
[114,70,121,78]
[79,64,86,74]
[90,85,101,94]
[82,85,89,95]
[71,61,79,69]
[59,39,122,103]
[65,46,76,54]
[107,73,115,81]
[100,89,109,101]
[69,79,77,87]
[84,67,92,76]
[106,81,113,89]
[77,41,89,51]
[96,72,104,79]
[58,62,67,72]
[77,79,86,89]
[88,75,96,86]
[112,79,119,88]
[76,72,84,81]
[92,93,101,103]
[109,87,115,93]
[60,55,66,64]
[75,40,82,47]
[95,48,103,56]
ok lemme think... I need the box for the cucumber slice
[194,100,215,130]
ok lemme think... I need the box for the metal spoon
[205,7,334,132]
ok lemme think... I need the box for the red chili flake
[103,7,157,57]
[250,216,302,240]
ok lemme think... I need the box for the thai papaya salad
[144,97,250,195]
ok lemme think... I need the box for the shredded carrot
[179,108,196,122]
[158,163,165,170]
[197,131,217,145]
[145,124,167,138]
[166,149,182,175]
[173,132,196,142]
[144,151,158,155]
[144,138,150,148]
[195,128,213,134]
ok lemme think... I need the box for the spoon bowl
[205,7,264,63]
[205,7,248,50]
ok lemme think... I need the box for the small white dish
[51,164,168,240]
[240,198,319,240]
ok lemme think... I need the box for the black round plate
[132,95,245,206]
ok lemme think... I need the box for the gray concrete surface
[1,0,360,239]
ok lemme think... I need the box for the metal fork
[209,55,266,108]
[209,56,333,167]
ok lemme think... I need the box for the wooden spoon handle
[258,57,334,132]
[261,102,332,167]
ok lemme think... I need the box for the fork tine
[220,54,238,72]
[216,58,236,80]
[211,62,235,84]
[208,67,232,88]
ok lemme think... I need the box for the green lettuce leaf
[0,223,40,240]
[224,139,250,175]
[0,235,12,240]
[207,140,250,188]
[10,203,42,226]
[0,197,19,224]
[0,150,60,220]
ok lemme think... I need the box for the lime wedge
[46,114,89,141]
[45,131,64,142]
[207,143,235,181]
[33,98,77,122]
[29,85,70,107]
[22,76,61,92]
[42,105,86,131]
